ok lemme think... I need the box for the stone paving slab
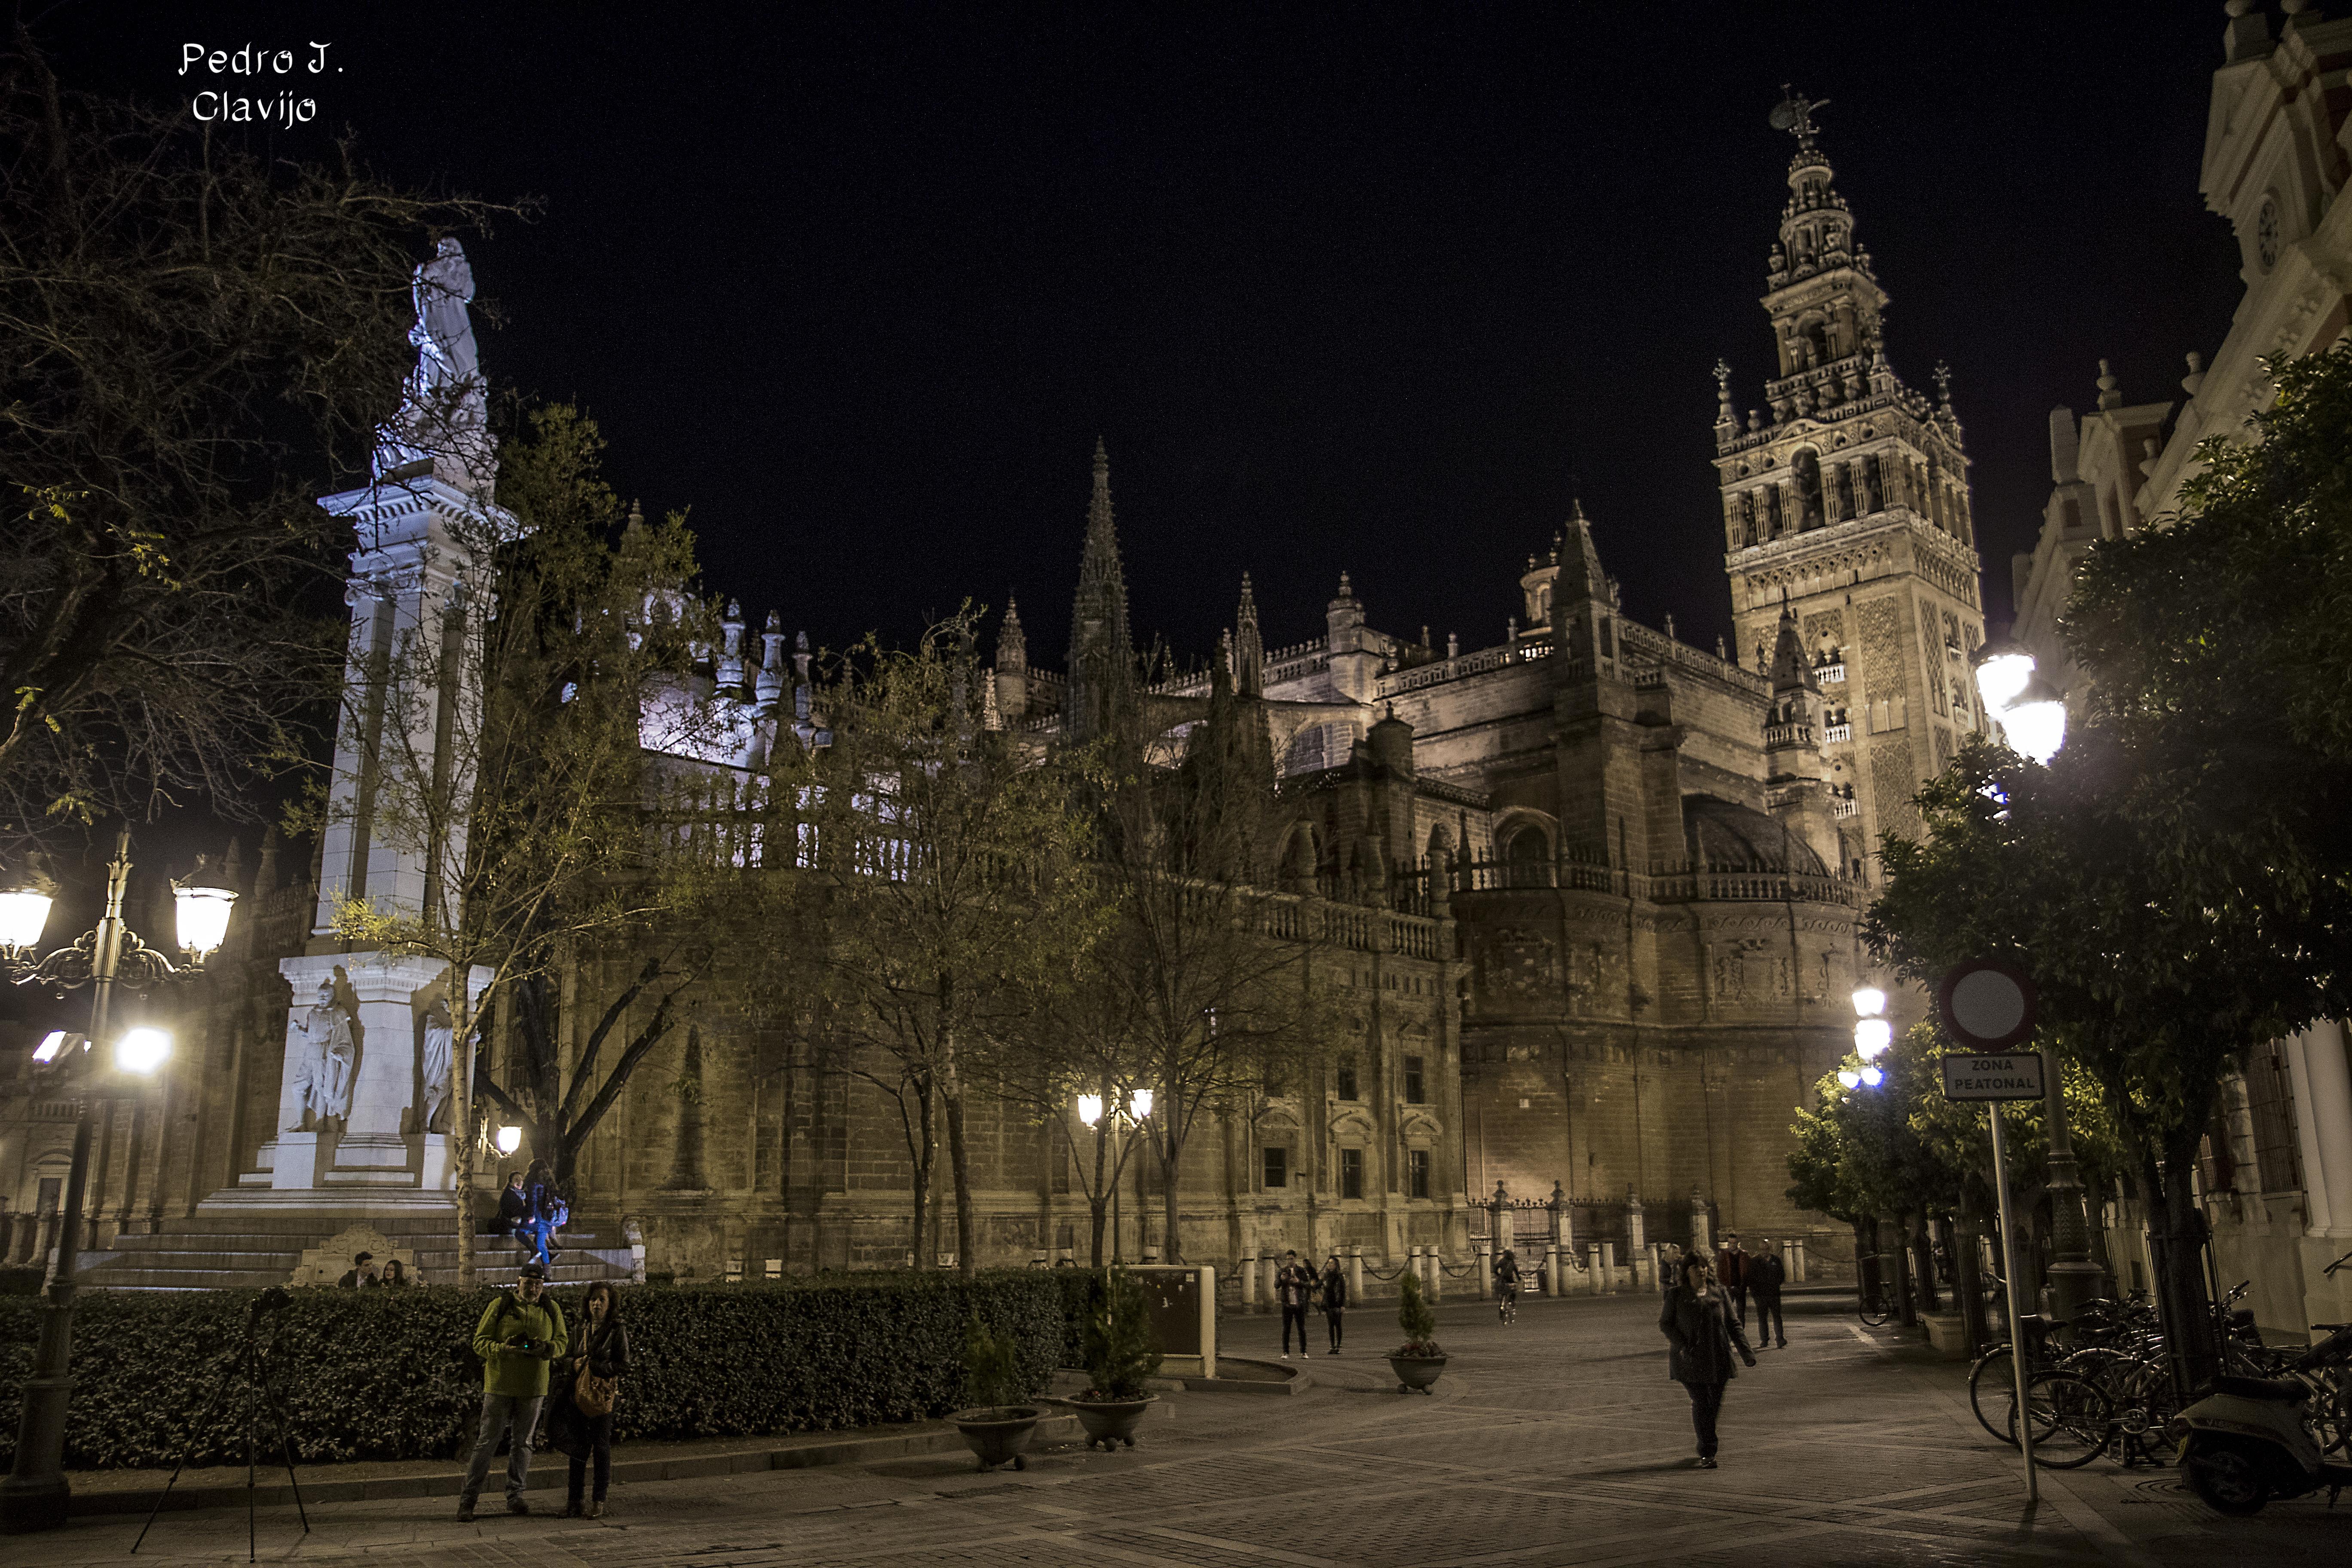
[6,1291,2349,1565]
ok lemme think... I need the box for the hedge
[0,1270,1096,1471]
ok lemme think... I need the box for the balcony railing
[1823,723,1851,743]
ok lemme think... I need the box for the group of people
[1660,1231,1791,1468]
[496,1160,569,1269]
[458,1262,632,1522]
[1272,1250,1349,1357]
[334,1251,413,1288]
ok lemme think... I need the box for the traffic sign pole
[1988,1104,2038,1503]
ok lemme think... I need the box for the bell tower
[1717,89,1987,878]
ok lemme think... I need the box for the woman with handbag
[564,1282,629,1517]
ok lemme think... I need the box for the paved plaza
[15,1291,2350,1567]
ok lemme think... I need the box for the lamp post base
[0,1471,70,1535]
[2046,1258,2106,1329]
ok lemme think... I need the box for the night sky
[49,2,2246,673]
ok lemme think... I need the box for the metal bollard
[1428,1246,1442,1302]
[1348,1244,1365,1302]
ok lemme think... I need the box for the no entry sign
[1940,1052,2046,1102]
[1937,959,2037,1050]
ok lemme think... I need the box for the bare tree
[0,39,502,849]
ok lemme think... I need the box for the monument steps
[76,1212,635,1291]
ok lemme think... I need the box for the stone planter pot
[949,1406,1042,1470]
[1068,1393,1156,1450]
[1388,1354,1448,1394]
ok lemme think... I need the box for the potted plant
[949,1316,1042,1470]
[1388,1268,1447,1393]
[1069,1264,1164,1450]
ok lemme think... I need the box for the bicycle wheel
[1859,1290,1892,1328]
[2012,1370,2112,1469]
[1970,1345,2019,1445]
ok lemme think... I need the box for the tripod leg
[130,1432,202,1554]
[247,1344,258,1565]
[263,1378,309,1535]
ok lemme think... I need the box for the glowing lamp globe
[1859,1065,1885,1088]
[173,882,238,957]
[116,1026,172,1075]
[496,1124,523,1156]
[1128,1088,1154,1120]
[0,884,54,951]
[1855,1018,1893,1059]
[32,1030,70,1063]
[2003,677,2069,766]
[1836,1068,1862,1090]
[1077,1094,1104,1128]
[1972,637,2036,716]
[1850,986,1887,1019]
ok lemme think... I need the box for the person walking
[1749,1237,1787,1348]
[1660,1251,1755,1468]
[1493,1248,1522,1323]
[1275,1250,1315,1359]
[1715,1232,1751,1334]
[458,1259,569,1522]
[1319,1254,1348,1354]
[564,1282,629,1519]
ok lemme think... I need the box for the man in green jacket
[457,1260,569,1522]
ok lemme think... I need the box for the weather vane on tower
[1768,85,1828,149]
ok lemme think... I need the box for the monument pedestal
[271,1132,330,1190]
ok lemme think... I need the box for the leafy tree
[318,406,721,1279]
[1868,346,2352,1386]
[779,612,1106,1278]
[0,42,495,848]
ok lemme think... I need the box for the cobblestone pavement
[14,1291,2351,1566]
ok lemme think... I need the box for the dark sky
[47,2,2246,672]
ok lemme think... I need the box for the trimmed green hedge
[0,1271,1089,1470]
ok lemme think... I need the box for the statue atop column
[373,237,493,491]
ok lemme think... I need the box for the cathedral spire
[1065,440,1136,741]
[1233,571,1264,697]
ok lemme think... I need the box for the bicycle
[1858,1253,1902,1327]
[1498,1286,1518,1326]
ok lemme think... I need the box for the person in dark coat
[1748,1238,1788,1348]
[495,1171,530,1243]
[1275,1250,1316,1359]
[1660,1250,1755,1467]
[1715,1232,1751,1332]
[1319,1254,1348,1354]
[563,1281,630,1518]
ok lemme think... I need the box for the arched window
[1504,824,1550,888]
[1803,319,1831,367]
[1792,449,1825,531]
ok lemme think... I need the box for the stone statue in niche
[282,977,357,1130]
[420,1000,455,1133]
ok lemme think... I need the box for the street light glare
[115,1027,171,1075]
[2004,683,2068,766]
[1850,986,1887,1019]
[172,883,238,957]
[0,886,54,951]
[32,1031,68,1063]
[1856,1018,1893,1058]
[1859,1066,1884,1087]
[1974,650,2035,715]
[496,1124,523,1155]
[1077,1093,1104,1128]
[1128,1088,1153,1120]
[1836,1068,1862,1090]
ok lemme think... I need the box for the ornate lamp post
[1077,1087,1153,1264]
[0,828,236,1534]
[1969,640,2101,1327]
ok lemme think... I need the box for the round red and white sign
[1938,959,2038,1050]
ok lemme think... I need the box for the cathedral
[0,98,1985,1289]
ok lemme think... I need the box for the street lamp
[0,829,234,1535]
[496,1125,524,1157]
[1966,646,2098,1326]
[1970,637,2067,766]
[1077,1087,1154,1263]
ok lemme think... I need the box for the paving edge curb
[67,1415,1080,1519]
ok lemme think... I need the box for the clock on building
[2256,194,2280,271]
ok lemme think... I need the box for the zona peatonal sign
[1941,1051,2046,1102]
[1937,957,2044,1102]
